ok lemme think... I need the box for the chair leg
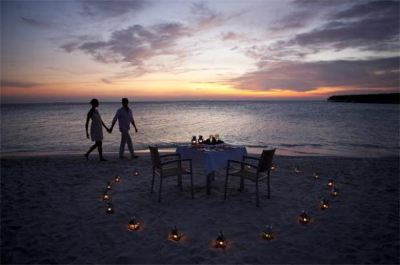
[177,174,183,189]
[178,174,183,191]
[206,173,212,195]
[267,171,271,199]
[190,172,194,199]
[239,177,244,192]
[158,176,163,203]
[151,168,155,193]
[256,180,260,207]
[224,173,229,200]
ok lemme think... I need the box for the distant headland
[327,93,400,104]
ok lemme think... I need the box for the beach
[2,0,400,263]
[1,152,398,264]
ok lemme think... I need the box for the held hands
[107,127,112,133]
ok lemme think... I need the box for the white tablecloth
[176,145,247,174]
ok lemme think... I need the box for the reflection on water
[1,101,399,157]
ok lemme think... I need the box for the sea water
[1,101,399,157]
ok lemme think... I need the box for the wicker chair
[149,146,194,202]
[224,149,276,207]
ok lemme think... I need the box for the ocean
[1,101,399,157]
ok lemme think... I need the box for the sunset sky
[1,0,399,103]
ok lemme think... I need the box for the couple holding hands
[85,98,138,161]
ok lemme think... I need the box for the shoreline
[1,146,397,159]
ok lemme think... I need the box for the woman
[85,99,109,161]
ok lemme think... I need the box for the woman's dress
[90,110,103,142]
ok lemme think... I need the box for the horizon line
[0,98,328,105]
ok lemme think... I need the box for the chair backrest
[149,146,161,168]
[258,149,276,173]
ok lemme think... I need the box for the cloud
[61,22,191,68]
[281,0,399,52]
[101,78,112,84]
[191,1,223,29]
[231,57,400,92]
[60,42,80,53]
[1,80,41,88]
[190,1,245,30]
[270,0,350,31]
[80,0,148,18]
[291,17,399,52]
[60,1,245,79]
[256,0,400,66]
[220,31,240,41]
[20,16,54,29]
[244,43,309,64]
[270,10,316,31]
[292,0,351,8]
[332,0,398,19]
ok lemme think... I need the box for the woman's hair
[90,98,99,106]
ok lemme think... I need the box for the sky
[1,0,399,103]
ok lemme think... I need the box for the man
[110,98,138,159]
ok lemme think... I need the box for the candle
[106,203,114,214]
[262,225,275,241]
[127,217,141,231]
[327,179,334,188]
[320,199,329,210]
[215,231,226,248]
[169,226,182,241]
[191,136,197,145]
[331,187,339,197]
[198,135,204,144]
[298,210,311,225]
[102,192,110,201]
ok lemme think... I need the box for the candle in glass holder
[198,135,204,144]
[320,199,329,210]
[191,136,197,145]
[114,175,121,183]
[298,210,311,224]
[106,203,114,214]
[331,187,339,197]
[169,226,182,241]
[102,192,111,201]
[262,225,275,241]
[127,217,141,231]
[327,179,334,188]
[214,231,226,248]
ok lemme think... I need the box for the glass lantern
[298,210,311,224]
[215,231,226,248]
[191,136,197,145]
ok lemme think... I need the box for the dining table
[176,144,247,195]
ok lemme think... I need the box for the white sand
[1,152,399,264]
